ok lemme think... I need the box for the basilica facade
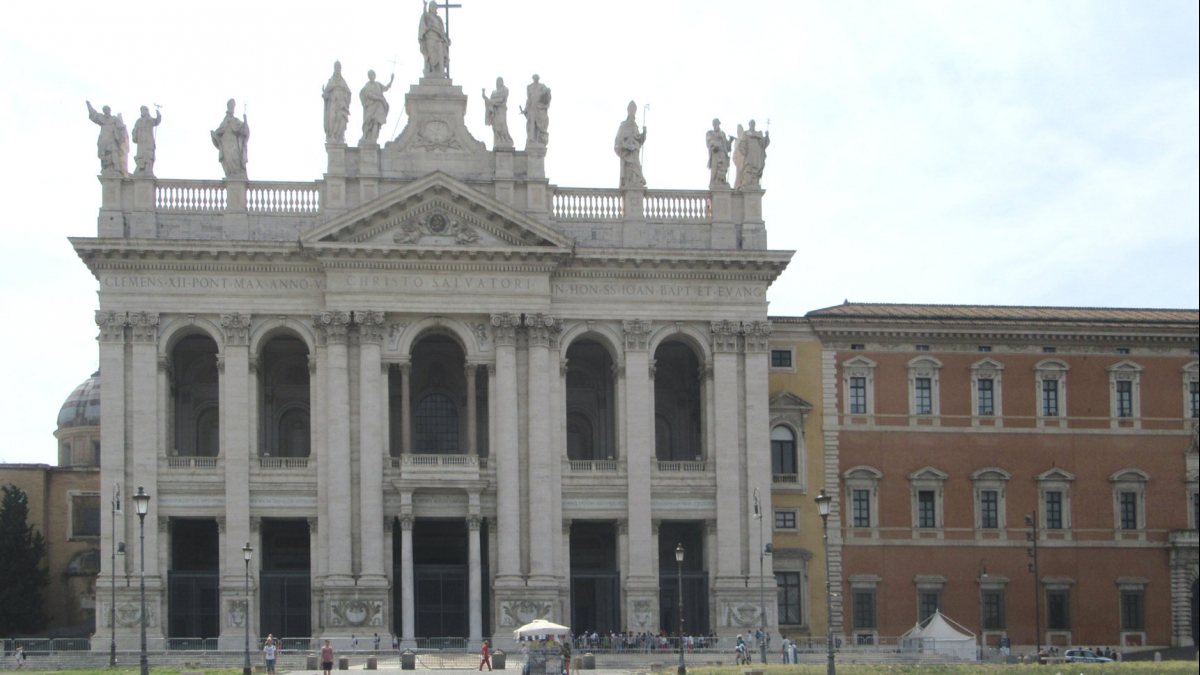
[80,40,790,648]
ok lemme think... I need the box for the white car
[1064,648,1113,663]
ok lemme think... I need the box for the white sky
[0,0,1196,464]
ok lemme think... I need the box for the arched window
[415,393,459,453]
[195,405,220,457]
[771,426,797,477]
[565,339,616,460]
[173,334,220,457]
[277,407,310,458]
[653,341,703,461]
[566,412,594,460]
[258,335,311,457]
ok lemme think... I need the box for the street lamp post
[752,488,768,665]
[1025,512,1042,661]
[132,487,151,675]
[110,483,121,668]
[675,543,685,675]
[815,489,836,675]
[243,542,254,675]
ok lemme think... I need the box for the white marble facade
[82,55,790,649]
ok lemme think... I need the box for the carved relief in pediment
[391,208,480,245]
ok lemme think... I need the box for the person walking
[14,645,26,669]
[263,637,277,675]
[321,639,335,675]
[479,639,493,671]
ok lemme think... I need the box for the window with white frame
[774,509,797,530]
[848,575,880,635]
[769,391,812,489]
[971,468,1011,531]
[1035,359,1069,419]
[914,575,946,623]
[909,467,948,531]
[1108,361,1143,424]
[1110,469,1149,531]
[776,571,803,625]
[770,348,793,369]
[980,576,1008,631]
[970,359,1004,419]
[1037,468,1074,531]
[842,356,876,418]
[844,465,882,530]
[908,357,942,418]
[1046,586,1071,631]
[1117,578,1148,632]
[1183,362,1199,419]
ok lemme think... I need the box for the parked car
[1064,648,1113,663]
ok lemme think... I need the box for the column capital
[485,362,496,376]
[95,310,127,343]
[741,320,772,353]
[399,515,414,531]
[356,310,386,344]
[468,515,482,531]
[490,312,522,346]
[524,313,561,348]
[622,319,652,351]
[129,311,160,344]
[710,319,740,353]
[314,311,352,344]
[220,312,252,346]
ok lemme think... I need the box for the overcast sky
[0,0,1196,464]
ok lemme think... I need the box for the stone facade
[77,25,790,649]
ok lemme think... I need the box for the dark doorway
[570,522,620,634]
[658,522,709,635]
[260,520,311,638]
[168,519,220,639]
[415,519,467,639]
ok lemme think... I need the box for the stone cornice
[808,322,1198,347]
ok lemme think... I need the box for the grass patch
[687,664,1199,675]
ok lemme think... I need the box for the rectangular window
[914,377,933,415]
[980,490,999,529]
[776,572,802,625]
[1190,381,1198,419]
[71,494,101,538]
[1042,379,1060,417]
[981,590,1005,630]
[1119,491,1138,530]
[852,590,877,629]
[915,344,930,352]
[770,349,792,368]
[978,345,992,352]
[1044,491,1063,530]
[1120,590,1145,631]
[852,489,871,527]
[917,490,936,528]
[1046,590,1070,630]
[850,343,865,351]
[849,377,867,414]
[1116,380,1133,418]
[918,591,941,622]
[774,510,796,530]
[1042,346,1057,353]
[977,378,995,416]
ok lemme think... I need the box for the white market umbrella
[513,619,571,638]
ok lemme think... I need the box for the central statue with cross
[418,0,461,79]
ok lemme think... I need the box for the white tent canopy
[900,611,978,661]
[513,619,571,639]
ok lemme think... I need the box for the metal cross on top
[436,0,462,77]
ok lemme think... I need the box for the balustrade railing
[155,180,227,212]
[248,182,321,214]
[656,460,707,472]
[773,473,799,484]
[258,457,310,469]
[166,456,219,469]
[567,459,620,472]
[390,454,484,469]
[552,187,623,221]
[644,191,711,222]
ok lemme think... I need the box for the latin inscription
[553,282,764,299]
[102,275,324,292]
[341,275,534,291]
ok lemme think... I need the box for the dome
[57,370,101,429]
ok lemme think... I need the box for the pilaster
[356,310,388,584]
[218,312,253,646]
[525,313,560,587]
[490,313,524,587]
[316,311,354,583]
[710,320,742,583]
[621,318,657,630]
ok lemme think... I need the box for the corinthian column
[316,311,353,582]
[710,320,743,581]
[357,310,387,582]
[219,313,253,632]
[525,313,559,585]
[128,312,162,582]
[490,312,523,586]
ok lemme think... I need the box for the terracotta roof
[803,302,1198,325]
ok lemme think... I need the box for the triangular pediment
[302,172,573,250]
[770,390,814,414]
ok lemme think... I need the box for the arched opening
[259,335,311,457]
[409,334,468,455]
[172,334,220,457]
[565,339,616,460]
[771,425,797,479]
[653,341,703,462]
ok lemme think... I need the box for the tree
[0,484,49,635]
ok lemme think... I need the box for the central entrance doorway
[259,519,311,639]
[570,521,620,634]
[415,519,467,640]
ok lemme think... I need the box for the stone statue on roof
[706,118,734,189]
[418,1,450,78]
[733,119,770,191]
[86,101,129,176]
[211,98,249,179]
[131,105,162,177]
[359,69,394,146]
[521,74,551,149]
[482,77,513,149]
[614,100,647,188]
[323,61,352,144]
